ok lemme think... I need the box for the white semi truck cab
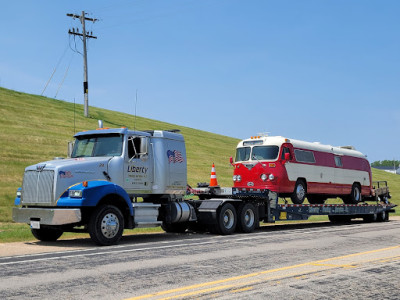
[13,127,194,245]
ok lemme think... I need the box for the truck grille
[22,170,55,205]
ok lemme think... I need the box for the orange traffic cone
[209,163,219,187]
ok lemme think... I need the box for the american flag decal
[167,150,184,163]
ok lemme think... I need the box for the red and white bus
[232,135,372,204]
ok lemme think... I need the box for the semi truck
[13,126,396,245]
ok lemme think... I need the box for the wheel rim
[101,213,120,239]
[296,184,305,200]
[244,209,255,227]
[223,209,235,230]
[353,186,361,202]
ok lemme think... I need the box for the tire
[363,214,377,223]
[329,215,351,224]
[31,226,63,242]
[377,211,389,222]
[291,180,306,204]
[343,184,362,204]
[307,195,326,204]
[161,222,188,233]
[88,205,124,246]
[237,203,257,233]
[214,203,237,235]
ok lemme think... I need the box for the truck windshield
[235,147,251,162]
[252,146,279,161]
[71,134,123,158]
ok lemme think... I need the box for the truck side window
[128,137,141,159]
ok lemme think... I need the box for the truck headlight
[233,175,237,182]
[269,174,275,181]
[69,190,83,198]
[237,175,241,182]
[260,174,267,181]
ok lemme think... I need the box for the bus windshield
[72,134,123,158]
[252,146,279,161]
[235,147,251,162]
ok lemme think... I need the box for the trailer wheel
[291,180,306,204]
[343,184,362,204]
[161,222,188,233]
[329,215,351,224]
[214,203,237,235]
[31,226,63,242]
[237,203,257,233]
[377,211,389,222]
[363,214,377,223]
[88,205,124,246]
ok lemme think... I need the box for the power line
[67,11,98,118]
[41,45,69,96]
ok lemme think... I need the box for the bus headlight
[260,174,268,181]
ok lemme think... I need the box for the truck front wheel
[31,226,63,242]
[88,205,124,246]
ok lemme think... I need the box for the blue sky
[1,0,399,164]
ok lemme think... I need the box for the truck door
[124,136,154,194]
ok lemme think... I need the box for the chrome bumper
[13,207,82,225]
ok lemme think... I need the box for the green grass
[0,87,399,243]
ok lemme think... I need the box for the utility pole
[67,11,97,117]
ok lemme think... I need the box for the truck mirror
[139,137,148,154]
[67,141,74,158]
[229,156,234,166]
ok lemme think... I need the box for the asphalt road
[1,220,400,300]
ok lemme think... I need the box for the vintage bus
[232,135,372,204]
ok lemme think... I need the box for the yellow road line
[126,245,400,300]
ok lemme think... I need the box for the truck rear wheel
[291,180,306,204]
[88,205,124,246]
[31,226,63,242]
[214,203,237,235]
[237,203,257,233]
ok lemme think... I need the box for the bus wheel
[214,203,237,235]
[344,184,362,204]
[237,203,257,233]
[291,180,306,204]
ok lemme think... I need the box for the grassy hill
[0,87,399,225]
[0,87,239,222]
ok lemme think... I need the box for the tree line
[371,160,400,168]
